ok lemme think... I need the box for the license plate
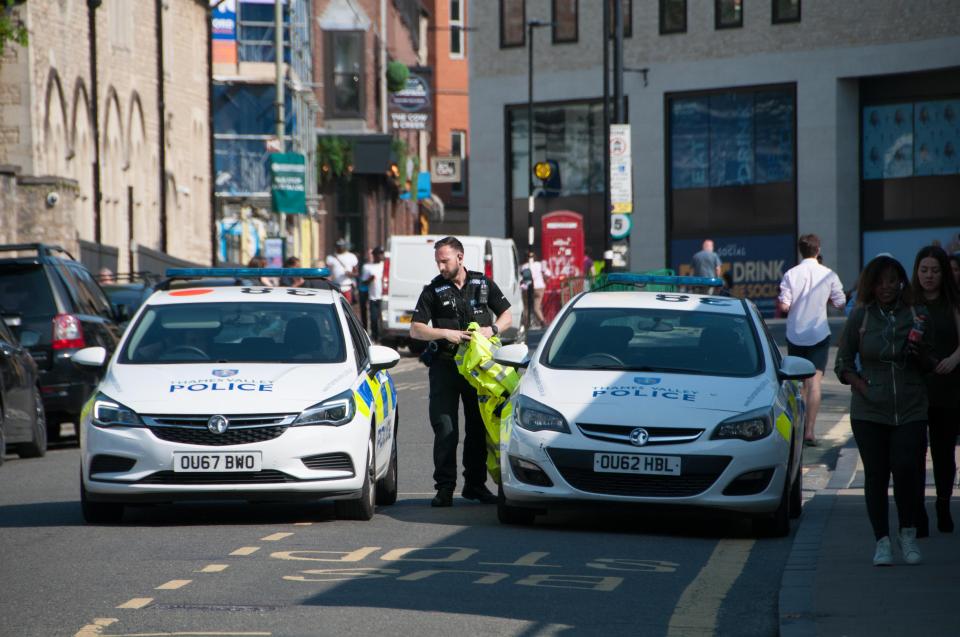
[593,453,681,476]
[173,452,262,473]
[398,314,413,324]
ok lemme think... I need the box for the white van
[380,235,525,350]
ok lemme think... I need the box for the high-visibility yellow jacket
[456,322,521,483]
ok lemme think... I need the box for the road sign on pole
[610,124,632,214]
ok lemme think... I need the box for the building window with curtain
[772,0,800,24]
[450,0,464,58]
[500,0,525,48]
[325,31,365,119]
[451,131,467,196]
[715,0,743,29]
[660,0,686,34]
[552,0,577,44]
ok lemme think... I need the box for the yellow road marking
[230,546,260,556]
[260,532,294,541]
[666,540,755,637]
[196,564,229,573]
[155,580,191,590]
[74,617,117,637]
[116,598,153,609]
[293,522,312,526]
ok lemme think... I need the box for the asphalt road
[0,353,802,637]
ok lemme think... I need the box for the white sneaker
[897,527,922,565]
[873,536,893,566]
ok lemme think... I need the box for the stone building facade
[0,0,212,274]
[469,1,960,315]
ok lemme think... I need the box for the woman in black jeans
[835,256,930,566]
[911,246,960,535]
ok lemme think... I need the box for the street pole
[602,0,611,275]
[525,20,550,333]
[275,0,285,152]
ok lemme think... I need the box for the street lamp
[526,19,552,333]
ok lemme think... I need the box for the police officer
[410,236,512,507]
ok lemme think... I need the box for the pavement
[777,337,960,637]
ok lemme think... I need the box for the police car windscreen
[119,302,346,364]
[543,307,762,376]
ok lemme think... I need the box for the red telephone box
[540,211,584,324]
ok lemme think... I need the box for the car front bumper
[501,422,790,515]
[81,416,369,504]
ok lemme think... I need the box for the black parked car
[0,315,46,464]
[0,244,122,440]
[101,273,162,329]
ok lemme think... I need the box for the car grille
[141,414,296,447]
[576,423,705,446]
[90,454,137,474]
[138,470,297,485]
[547,448,731,498]
[302,452,354,473]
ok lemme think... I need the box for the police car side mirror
[73,346,108,369]
[369,345,400,372]
[494,343,530,369]
[778,356,816,381]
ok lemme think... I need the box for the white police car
[493,274,815,536]
[73,268,400,523]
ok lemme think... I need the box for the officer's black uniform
[412,270,510,497]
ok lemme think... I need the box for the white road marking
[73,617,117,637]
[260,532,294,541]
[196,564,229,573]
[230,546,260,556]
[116,598,153,609]
[155,580,191,590]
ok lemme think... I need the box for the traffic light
[534,159,562,196]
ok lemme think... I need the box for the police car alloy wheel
[494,274,815,536]
[74,268,400,522]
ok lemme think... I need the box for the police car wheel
[375,415,398,506]
[497,484,536,526]
[80,476,124,524]
[753,467,792,538]
[18,387,48,459]
[789,465,803,519]
[335,438,376,521]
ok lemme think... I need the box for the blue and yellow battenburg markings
[775,389,801,441]
[352,371,396,422]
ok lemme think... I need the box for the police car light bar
[165,268,330,278]
[604,273,723,288]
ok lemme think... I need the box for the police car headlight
[712,408,772,441]
[92,393,143,428]
[294,389,356,426]
[515,395,570,434]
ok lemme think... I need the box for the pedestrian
[409,236,512,507]
[361,246,385,343]
[246,255,278,287]
[949,253,960,291]
[691,239,722,279]
[910,245,960,535]
[777,234,846,446]
[357,248,373,330]
[326,238,359,303]
[834,255,930,566]
[98,267,115,284]
[279,256,305,288]
[520,251,552,328]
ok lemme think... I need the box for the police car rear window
[119,302,345,364]
[543,307,762,376]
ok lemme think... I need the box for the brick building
[0,0,213,274]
